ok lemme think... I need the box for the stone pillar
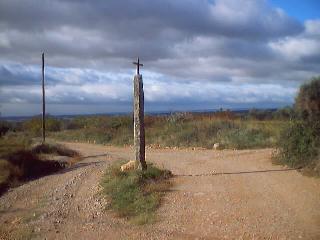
[133,74,147,170]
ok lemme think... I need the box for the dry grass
[51,113,285,149]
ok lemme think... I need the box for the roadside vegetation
[101,161,172,224]
[39,109,291,150]
[0,132,81,195]
[274,76,320,176]
[1,104,295,151]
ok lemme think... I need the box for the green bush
[273,106,296,120]
[295,76,320,120]
[274,121,319,168]
[23,116,62,136]
[274,76,320,175]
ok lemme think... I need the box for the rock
[120,160,136,172]
[40,213,48,220]
[213,143,220,150]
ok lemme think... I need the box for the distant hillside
[0,108,278,122]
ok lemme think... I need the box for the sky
[0,0,319,117]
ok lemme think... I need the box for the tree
[275,76,320,175]
[273,106,295,120]
[295,76,320,121]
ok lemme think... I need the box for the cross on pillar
[132,57,147,170]
[132,57,143,75]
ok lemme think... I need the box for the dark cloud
[0,0,303,66]
[0,0,319,116]
[0,64,39,86]
[0,0,302,37]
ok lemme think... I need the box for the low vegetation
[23,116,62,136]
[101,161,172,224]
[274,121,319,173]
[48,112,287,150]
[0,134,80,195]
[274,76,320,176]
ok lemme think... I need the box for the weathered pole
[41,52,46,143]
[133,58,147,170]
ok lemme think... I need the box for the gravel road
[0,142,319,240]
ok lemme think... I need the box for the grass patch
[101,161,172,225]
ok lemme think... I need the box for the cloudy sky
[0,0,319,116]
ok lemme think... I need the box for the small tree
[295,76,320,120]
[273,106,296,120]
[275,76,320,175]
[23,116,61,136]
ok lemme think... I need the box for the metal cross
[133,57,143,75]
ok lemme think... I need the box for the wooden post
[133,74,147,170]
[41,52,46,143]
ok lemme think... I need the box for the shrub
[295,76,320,120]
[166,112,191,124]
[0,121,10,137]
[247,108,274,120]
[274,76,320,175]
[273,106,296,120]
[274,121,319,168]
[23,116,62,136]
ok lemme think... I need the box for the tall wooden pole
[42,52,46,143]
[133,58,147,170]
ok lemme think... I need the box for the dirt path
[0,142,319,240]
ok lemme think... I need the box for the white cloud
[270,19,320,61]
[270,37,320,60]
[305,20,320,36]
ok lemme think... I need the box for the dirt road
[1,142,319,239]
